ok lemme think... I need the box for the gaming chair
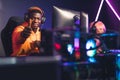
[1,16,24,56]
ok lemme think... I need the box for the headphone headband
[28,6,44,16]
[92,21,98,28]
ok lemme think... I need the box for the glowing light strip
[105,0,120,21]
[74,38,79,48]
[95,0,104,21]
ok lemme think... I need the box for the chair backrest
[1,16,24,57]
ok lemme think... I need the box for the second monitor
[52,6,89,33]
[52,6,89,61]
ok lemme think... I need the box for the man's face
[90,21,106,34]
[30,12,42,29]
[95,23,106,34]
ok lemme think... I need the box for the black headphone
[24,9,46,24]
[90,21,98,34]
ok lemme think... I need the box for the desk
[61,53,119,80]
[0,56,62,80]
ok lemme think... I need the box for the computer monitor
[52,6,80,30]
[52,6,89,61]
[52,6,89,33]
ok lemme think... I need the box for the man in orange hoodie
[11,6,46,56]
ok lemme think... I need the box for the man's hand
[21,27,31,38]
[34,41,41,48]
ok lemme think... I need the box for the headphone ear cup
[90,26,96,34]
[24,13,29,21]
[90,21,98,34]
[41,16,46,24]
[41,10,46,24]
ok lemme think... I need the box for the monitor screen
[52,6,89,33]
[52,6,89,61]
[52,6,80,30]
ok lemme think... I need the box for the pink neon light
[105,0,120,21]
[95,0,104,21]
[74,38,79,48]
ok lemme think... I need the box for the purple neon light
[74,38,79,49]
[105,0,120,21]
[95,0,104,21]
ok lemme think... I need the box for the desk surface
[0,55,61,66]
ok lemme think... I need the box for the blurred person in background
[89,21,108,54]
